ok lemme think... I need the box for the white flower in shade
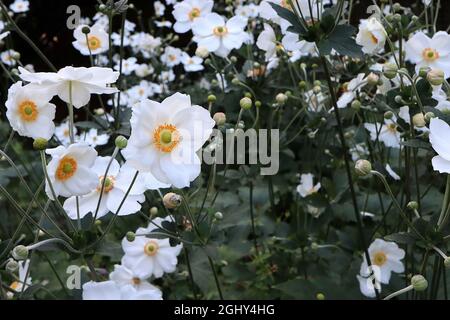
[45,143,98,199]
[114,57,138,75]
[256,23,277,61]
[7,259,31,299]
[296,173,321,198]
[109,264,163,296]
[130,33,161,57]
[181,53,204,72]
[73,23,109,56]
[9,0,29,13]
[281,32,317,62]
[82,280,162,300]
[82,128,109,147]
[5,82,56,140]
[55,121,78,146]
[19,66,119,109]
[192,13,248,58]
[350,143,369,162]
[0,31,10,41]
[161,46,183,67]
[123,93,215,188]
[359,239,405,285]
[173,0,213,33]
[429,118,450,173]
[357,273,381,298]
[155,20,172,28]
[356,17,387,54]
[235,3,259,19]
[364,120,401,149]
[405,31,450,77]
[134,64,154,78]
[121,220,183,279]
[337,73,367,108]
[154,1,165,17]
[385,164,401,180]
[63,157,145,219]
[1,50,19,66]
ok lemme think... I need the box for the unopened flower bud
[115,135,128,149]
[213,112,226,126]
[351,100,361,110]
[207,94,216,103]
[276,93,288,105]
[407,201,418,210]
[355,159,372,177]
[150,206,158,216]
[214,212,223,220]
[424,112,435,123]
[126,231,135,242]
[195,46,209,58]
[240,97,252,110]
[33,138,48,151]
[383,63,398,79]
[82,26,91,34]
[444,257,450,269]
[419,66,430,78]
[367,72,379,86]
[231,77,240,85]
[313,85,321,94]
[255,101,262,108]
[230,56,238,63]
[427,69,445,86]
[163,192,182,209]
[298,81,307,90]
[316,293,325,300]
[411,275,428,291]
[5,259,19,272]
[12,245,28,261]
[412,113,426,128]
[394,95,404,104]
[384,111,394,120]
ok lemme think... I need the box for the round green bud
[126,231,135,242]
[367,73,379,86]
[255,101,262,108]
[150,207,158,216]
[240,97,253,110]
[207,94,217,103]
[163,192,182,209]
[384,111,394,120]
[99,4,106,11]
[316,293,325,300]
[311,63,318,69]
[351,100,361,110]
[230,56,238,63]
[355,159,372,177]
[313,85,321,94]
[12,245,28,261]
[313,80,321,87]
[411,15,419,22]
[231,77,240,85]
[211,79,218,86]
[94,219,102,226]
[393,13,402,23]
[33,138,48,151]
[412,113,426,128]
[5,259,19,273]
[253,62,260,69]
[115,135,128,149]
[406,201,418,210]
[411,275,428,291]
[298,81,307,90]
[214,212,223,220]
[427,69,445,86]
[204,58,212,65]
[419,67,430,78]
[393,3,402,12]
[424,112,435,123]
[244,92,252,98]
[213,112,226,126]
[383,63,398,79]
[444,257,450,269]
[82,26,91,34]
[394,95,404,104]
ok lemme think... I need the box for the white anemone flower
[181,52,204,72]
[121,218,183,279]
[256,23,277,61]
[9,0,29,13]
[405,31,450,77]
[296,173,321,198]
[6,81,56,140]
[18,66,119,109]
[359,239,405,285]
[82,280,162,300]
[385,164,401,180]
[63,157,145,219]
[73,22,109,56]
[173,0,213,33]
[364,120,401,149]
[55,121,78,146]
[429,118,450,173]
[82,128,109,147]
[110,264,162,296]
[123,93,215,188]
[337,73,368,108]
[7,259,32,299]
[192,13,248,58]
[45,143,98,199]
[356,17,387,54]
[357,274,381,298]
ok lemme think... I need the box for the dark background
[3,0,450,72]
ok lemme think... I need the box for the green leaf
[385,232,417,245]
[400,139,432,150]
[318,24,363,58]
[269,2,307,35]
